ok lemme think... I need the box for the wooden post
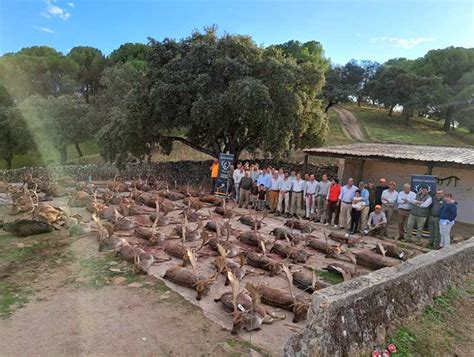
[303,154,309,175]
[426,164,434,175]
[357,159,365,183]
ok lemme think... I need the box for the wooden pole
[303,154,309,176]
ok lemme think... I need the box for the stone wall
[0,160,338,185]
[284,238,474,357]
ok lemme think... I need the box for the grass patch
[0,282,30,319]
[345,104,474,147]
[323,109,355,146]
[224,337,272,357]
[387,279,473,356]
[318,270,343,285]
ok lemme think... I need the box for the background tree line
[0,27,472,169]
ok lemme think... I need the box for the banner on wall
[410,175,437,197]
[214,153,234,196]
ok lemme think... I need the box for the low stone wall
[284,238,474,357]
[0,160,337,185]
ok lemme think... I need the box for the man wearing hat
[404,185,433,243]
[364,204,387,237]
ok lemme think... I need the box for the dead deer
[328,231,362,247]
[213,199,236,218]
[270,227,304,245]
[92,214,123,252]
[239,210,267,230]
[163,250,217,300]
[237,230,267,248]
[323,252,360,281]
[284,218,314,233]
[292,270,331,294]
[68,191,92,207]
[111,209,136,231]
[270,241,311,263]
[171,215,203,242]
[227,275,266,335]
[245,243,282,277]
[164,242,191,266]
[213,244,246,285]
[258,266,310,323]
[199,195,223,206]
[202,230,241,258]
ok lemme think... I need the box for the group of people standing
[211,161,458,249]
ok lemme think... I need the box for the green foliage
[19,94,91,164]
[109,42,149,70]
[318,270,343,284]
[97,28,328,164]
[0,46,78,99]
[67,46,106,101]
[0,282,29,319]
[0,82,33,168]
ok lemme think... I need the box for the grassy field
[387,277,474,356]
[325,109,355,146]
[346,104,474,147]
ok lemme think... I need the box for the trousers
[439,222,453,248]
[404,214,427,241]
[290,192,303,216]
[398,209,411,239]
[277,192,290,213]
[339,202,352,229]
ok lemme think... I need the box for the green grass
[345,105,474,147]
[318,270,344,285]
[324,109,356,146]
[0,282,30,318]
[0,140,102,170]
[387,280,474,356]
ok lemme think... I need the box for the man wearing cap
[364,204,387,237]
[397,183,416,240]
[428,190,445,248]
[210,159,219,194]
[404,185,433,243]
[338,177,358,230]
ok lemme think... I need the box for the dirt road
[0,233,268,357]
[332,106,366,141]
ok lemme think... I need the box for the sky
[1,0,473,64]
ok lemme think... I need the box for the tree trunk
[443,106,453,132]
[405,114,410,126]
[4,152,13,170]
[161,135,218,158]
[388,105,394,117]
[59,146,68,165]
[324,100,335,113]
[357,96,362,107]
[74,142,83,157]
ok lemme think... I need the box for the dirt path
[332,106,366,141]
[0,233,268,356]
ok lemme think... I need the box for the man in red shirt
[325,177,341,226]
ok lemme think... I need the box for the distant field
[346,105,474,147]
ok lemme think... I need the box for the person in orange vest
[210,159,219,194]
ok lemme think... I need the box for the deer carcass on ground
[163,264,217,300]
[284,219,314,233]
[270,227,304,244]
[245,251,282,277]
[270,241,310,263]
[292,271,331,294]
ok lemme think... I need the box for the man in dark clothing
[428,190,444,248]
[367,179,377,212]
[239,170,253,209]
[375,178,389,206]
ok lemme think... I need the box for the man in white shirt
[232,164,244,203]
[304,174,318,219]
[381,181,398,230]
[338,178,358,230]
[290,173,304,216]
[277,172,292,216]
[397,183,416,240]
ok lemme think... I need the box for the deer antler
[282,265,295,300]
